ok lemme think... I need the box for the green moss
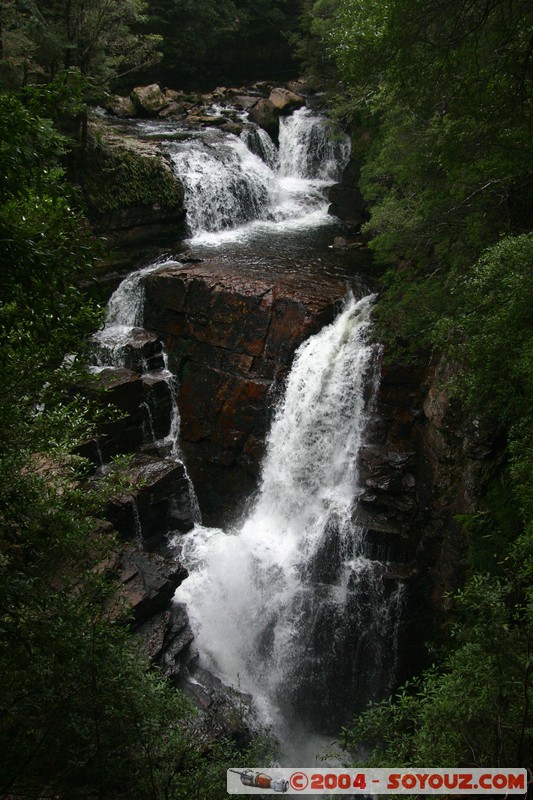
[80,142,184,215]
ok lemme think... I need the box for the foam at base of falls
[175,294,404,752]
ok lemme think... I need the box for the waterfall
[92,258,173,365]
[167,132,275,235]
[176,294,404,748]
[278,107,351,181]
[94,102,402,759]
[165,110,350,241]
[90,258,199,519]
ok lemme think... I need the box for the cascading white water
[176,294,404,750]
[90,103,404,762]
[278,107,351,181]
[165,109,350,241]
[91,258,191,467]
[240,125,279,170]
[167,132,275,235]
[92,258,174,366]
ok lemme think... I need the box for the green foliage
[0,0,162,94]
[307,0,532,349]
[81,139,184,214]
[0,86,264,798]
[142,0,299,88]
[438,234,533,581]
[458,473,523,577]
[366,232,533,769]
[309,0,533,775]
[341,575,533,770]
[291,0,339,82]
[436,234,533,421]
[0,87,101,453]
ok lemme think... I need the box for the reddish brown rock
[143,261,348,521]
[79,366,171,461]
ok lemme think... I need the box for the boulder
[287,79,309,95]
[220,122,243,136]
[164,88,183,102]
[131,84,169,116]
[184,114,227,127]
[106,94,136,118]
[157,100,193,119]
[247,98,279,141]
[252,80,273,95]
[233,95,260,110]
[332,236,364,250]
[269,87,305,115]
[158,101,183,118]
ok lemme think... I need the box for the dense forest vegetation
[0,75,272,799]
[0,0,532,796]
[299,0,533,774]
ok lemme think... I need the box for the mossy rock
[80,142,184,217]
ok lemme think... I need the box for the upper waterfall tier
[164,107,350,240]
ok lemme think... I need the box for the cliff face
[143,261,349,522]
[138,260,493,613]
[356,352,499,680]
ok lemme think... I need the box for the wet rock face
[135,602,194,682]
[79,366,172,461]
[144,261,349,522]
[106,453,195,548]
[115,544,188,626]
[356,351,501,670]
[328,157,367,229]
